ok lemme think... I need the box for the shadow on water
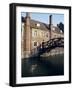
[21,54,64,77]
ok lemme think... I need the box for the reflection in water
[30,64,37,73]
[21,54,64,77]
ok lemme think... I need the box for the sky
[21,12,64,26]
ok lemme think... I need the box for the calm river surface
[22,54,64,77]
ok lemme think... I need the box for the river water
[22,54,64,77]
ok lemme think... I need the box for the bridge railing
[30,37,64,56]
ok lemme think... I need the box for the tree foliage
[57,22,64,32]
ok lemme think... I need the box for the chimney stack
[49,15,52,39]
[26,12,31,18]
[49,15,52,29]
[23,12,31,57]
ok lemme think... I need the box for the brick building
[21,13,64,58]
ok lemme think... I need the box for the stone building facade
[21,13,64,58]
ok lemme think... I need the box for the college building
[21,13,64,58]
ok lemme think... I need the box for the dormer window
[52,27,55,31]
[60,30,63,33]
[36,23,40,27]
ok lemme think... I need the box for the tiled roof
[22,17,63,34]
[22,17,49,31]
[30,19,50,31]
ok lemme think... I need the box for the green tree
[57,22,64,32]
